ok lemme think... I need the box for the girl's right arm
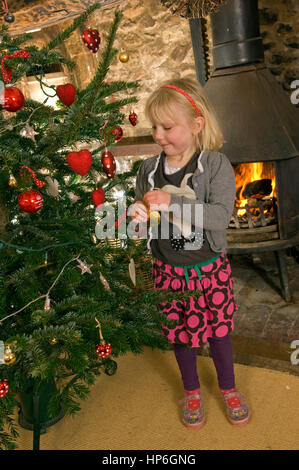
[130,161,149,223]
[134,160,147,202]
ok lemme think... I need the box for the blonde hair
[145,77,224,151]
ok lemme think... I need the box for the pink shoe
[221,389,250,426]
[179,391,205,429]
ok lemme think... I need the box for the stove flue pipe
[210,0,264,69]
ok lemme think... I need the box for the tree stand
[17,360,118,450]
[17,379,65,450]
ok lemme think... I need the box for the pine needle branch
[81,9,125,115]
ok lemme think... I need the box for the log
[242,178,272,199]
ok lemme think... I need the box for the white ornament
[129,258,136,286]
[99,272,111,291]
[45,176,60,199]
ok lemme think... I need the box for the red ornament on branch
[91,188,105,207]
[96,343,112,359]
[0,380,9,398]
[101,149,116,179]
[129,112,138,126]
[0,86,25,113]
[18,166,45,213]
[56,83,76,106]
[95,317,112,359]
[0,48,28,112]
[82,28,101,53]
[1,49,31,83]
[110,125,123,142]
[67,149,92,176]
[20,166,46,189]
[18,189,43,213]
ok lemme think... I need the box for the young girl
[131,78,250,429]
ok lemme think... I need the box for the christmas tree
[0,3,169,450]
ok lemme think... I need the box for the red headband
[160,84,202,117]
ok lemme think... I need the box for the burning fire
[234,162,276,216]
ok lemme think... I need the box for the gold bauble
[4,345,16,365]
[119,51,129,63]
[149,211,161,227]
[9,174,18,187]
[50,338,57,345]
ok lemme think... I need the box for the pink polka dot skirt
[153,253,238,348]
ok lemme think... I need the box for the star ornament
[77,259,93,275]
[20,123,39,142]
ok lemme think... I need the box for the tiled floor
[201,250,299,375]
[230,250,299,343]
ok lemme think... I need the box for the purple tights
[173,335,235,391]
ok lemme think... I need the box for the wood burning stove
[201,0,299,301]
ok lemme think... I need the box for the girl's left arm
[201,154,236,231]
[167,153,236,232]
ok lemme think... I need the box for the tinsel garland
[160,0,228,18]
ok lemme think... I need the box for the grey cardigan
[134,149,236,253]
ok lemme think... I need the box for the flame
[234,162,276,216]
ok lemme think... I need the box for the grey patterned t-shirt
[151,151,216,266]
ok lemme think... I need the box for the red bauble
[0,380,9,398]
[67,149,92,176]
[18,189,43,213]
[96,343,112,359]
[92,188,105,207]
[129,112,137,126]
[56,83,76,106]
[82,28,101,53]
[101,149,116,179]
[0,86,25,112]
[110,126,123,142]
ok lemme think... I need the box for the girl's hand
[143,190,171,211]
[129,201,148,223]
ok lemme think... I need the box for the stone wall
[24,0,197,138]
[24,0,298,139]
[258,0,299,93]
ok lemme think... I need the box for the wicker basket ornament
[160,0,228,18]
